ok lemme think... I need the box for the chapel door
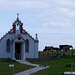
[15,43,21,60]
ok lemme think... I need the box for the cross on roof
[17,13,19,17]
[36,33,38,39]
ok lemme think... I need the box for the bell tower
[12,13,23,34]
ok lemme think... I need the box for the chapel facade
[0,16,39,60]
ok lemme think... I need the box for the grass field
[31,56,75,75]
[0,61,34,75]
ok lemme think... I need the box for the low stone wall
[39,54,59,61]
[0,58,11,62]
[26,58,39,61]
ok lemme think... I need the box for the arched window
[25,39,29,52]
[6,39,10,53]
[16,25,19,30]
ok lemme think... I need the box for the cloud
[0,0,52,10]
[56,7,75,18]
[36,20,71,27]
[33,7,72,27]
[36,22,49,27]
[0,0,75,11]
[52,0,75,7]
[15,1,51,8]
[0,0,74,28]
[50,21,71,27]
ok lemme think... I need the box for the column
[12,42,16,60]
[23,42,26,60]
[21,42,25,60]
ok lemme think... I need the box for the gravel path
[15,60,49,75]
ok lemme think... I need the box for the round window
[18,37,21,40]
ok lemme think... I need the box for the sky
[0,0,75,50]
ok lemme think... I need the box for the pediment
[13,35,25,42]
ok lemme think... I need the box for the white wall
[0,32,38,59]
[21,34,38,58]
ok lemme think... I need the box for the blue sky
[0,0,75,50]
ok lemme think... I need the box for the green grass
[0,61,34,75]
[31,56,75,75]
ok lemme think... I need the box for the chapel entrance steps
[15,53,21,60]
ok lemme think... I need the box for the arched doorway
[15,42,25,60]
[15,43,21,59]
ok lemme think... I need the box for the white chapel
[0,15,39,60]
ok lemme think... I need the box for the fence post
[63,47,65,56]
[71,64,72,75]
